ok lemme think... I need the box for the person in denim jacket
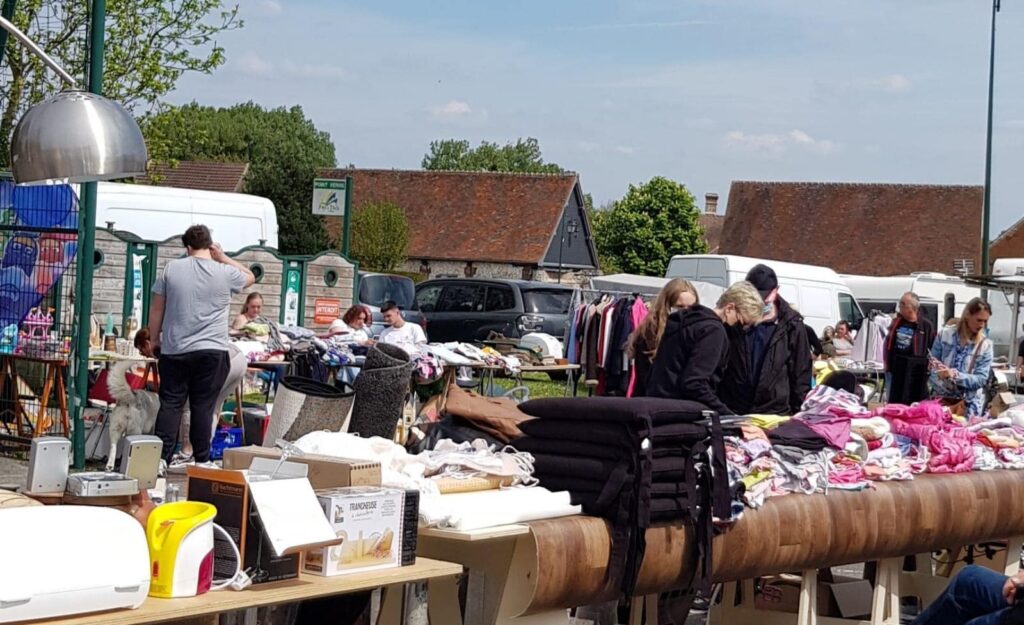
[929,298,993,418]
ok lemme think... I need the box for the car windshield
[360,275,416,309]
[522,289,572,314]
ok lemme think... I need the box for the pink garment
[891,417,976,474]
[796,415,851,449]
[873,400,948,426]
[626,298,650,398]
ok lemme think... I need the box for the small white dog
[105,360,161,470]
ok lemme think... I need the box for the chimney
[704,192,719,215]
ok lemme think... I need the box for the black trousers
[155,350,231,462]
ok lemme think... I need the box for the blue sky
[171,0,1024,236]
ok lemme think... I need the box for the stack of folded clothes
[514,397,729,598]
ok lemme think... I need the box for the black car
[414,279,574,344]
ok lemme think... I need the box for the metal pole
[0,15,78,86]
[556,217,565,284]
[981,0,999,280]
[341,175,353,257]
[70,0,104,467]
[1010,287,1020,366]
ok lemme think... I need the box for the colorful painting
[0,182,78,328]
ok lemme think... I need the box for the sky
[170,0,1024,236]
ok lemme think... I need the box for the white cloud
[233,53,345,81]
[235,52,273,77]
[431,100,473,118]
[723,129,838,157]
[248,0,282,16]
[555,20,710,32]
[615,146,636,155]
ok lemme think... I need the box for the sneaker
[167,453,195,475]
[194,460,221,470]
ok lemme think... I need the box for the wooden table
[417,524,544,625]
[38,557,462,625]
[0,353,70,441]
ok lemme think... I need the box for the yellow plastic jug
[146,501,217,598]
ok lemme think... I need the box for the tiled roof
[137,160,249,193]
[719,181,983,276]
[699,213,725,253]
[992,217,1024,262]
[318,168,587,265]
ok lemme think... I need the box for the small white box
[304,487,403,577]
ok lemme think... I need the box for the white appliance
[0,506,150,623]
[519,332,564,359]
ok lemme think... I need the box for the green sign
[283,266,302,326]
[312,178,347,216]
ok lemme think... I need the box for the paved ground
[0,455,27,489]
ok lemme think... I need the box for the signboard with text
[312,179,347,216]
[314,298,342,325]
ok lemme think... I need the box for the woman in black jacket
[626,278,700,397]
[646,281,764,414]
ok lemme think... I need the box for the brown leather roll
[516,471,1024,614]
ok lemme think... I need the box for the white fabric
[329,319,370,344]
[417,487,580,530]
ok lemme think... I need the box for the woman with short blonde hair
[645,281,763,414]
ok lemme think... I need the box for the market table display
[34,557,463,625]
[0,353,70,440]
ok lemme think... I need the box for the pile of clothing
[726,385,1024,514]
[514,397,729,597]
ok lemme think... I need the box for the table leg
[377,583,405,625]
[427,575,465,625]
[37,363,55,435]
[797,569,818,625]
[55,364,69,438]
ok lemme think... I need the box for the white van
[665,254,864,335]
[93,182,278,251]
[842,272,1018,358]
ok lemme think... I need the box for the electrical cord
[210,523,249,591]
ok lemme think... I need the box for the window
[523,289,573,314]
[437,284,484,313]
[250,263,265,284]
[323,269,338,287]
[415,285,443,313]
[93,250,105,267]
[838,292,865,329]
[485,286,516,312]
[359,275,415,308]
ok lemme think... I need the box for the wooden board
[35,558,462,625]
[419,524,530,542]
[513,470,1024,614]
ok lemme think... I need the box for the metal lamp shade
[10,90,148,185]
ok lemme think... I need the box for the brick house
[317,169,600,282]
[991,218,1024,264]
[136,160,250,193]
[718,181,983,276]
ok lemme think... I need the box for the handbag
[935,336,985,417]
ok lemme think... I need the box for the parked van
[665,254,864,335]
[843,272,1018,358]
[93,182,278,251]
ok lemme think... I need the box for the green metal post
[981,0,999,283]
[0,0,17,69]
[342,176,353,257]
[71,0,105,467]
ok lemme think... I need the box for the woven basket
[264,377,354,445]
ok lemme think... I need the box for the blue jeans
[913,566,1014,625]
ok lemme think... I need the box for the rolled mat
[264,376,355,445]
[348,344,413,440]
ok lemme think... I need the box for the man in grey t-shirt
[148,225,254,464]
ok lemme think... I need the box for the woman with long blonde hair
[627,279,700,397]
[929,297,993,418]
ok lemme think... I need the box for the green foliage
[140,102,337,255]
[586,204,619,274]
[0,0,241,166]
[421,138,564,173]
[350,201,410,273]
[591,177,707,276]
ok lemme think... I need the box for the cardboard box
[222,446,381,489]
[187,463,340,585]
[305,487,404,577]
[754,573,873,619]
[991,392,1020,417]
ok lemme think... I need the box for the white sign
[312,178,346,216]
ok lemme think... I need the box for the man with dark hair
[148,225,255,469]
[718,263,812,415]
[378,300,426,351]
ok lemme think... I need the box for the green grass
[494,372,578,399]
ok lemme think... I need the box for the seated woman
[232,293,269,334]
[626,278,699,397]
[328,305,373,344]
[912,564,1023,625]
[929,297,993,419]
[833,321,855,357]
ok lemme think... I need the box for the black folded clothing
[515,435,618,460]
[520,396,712,426]
[768,419,829,451]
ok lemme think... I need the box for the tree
[421,138,564,173]
[591,177,707,276]
[350,201,410,273]
[0,0,242,166]
[140,102,337,255]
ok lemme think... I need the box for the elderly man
[884,291,936,404]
